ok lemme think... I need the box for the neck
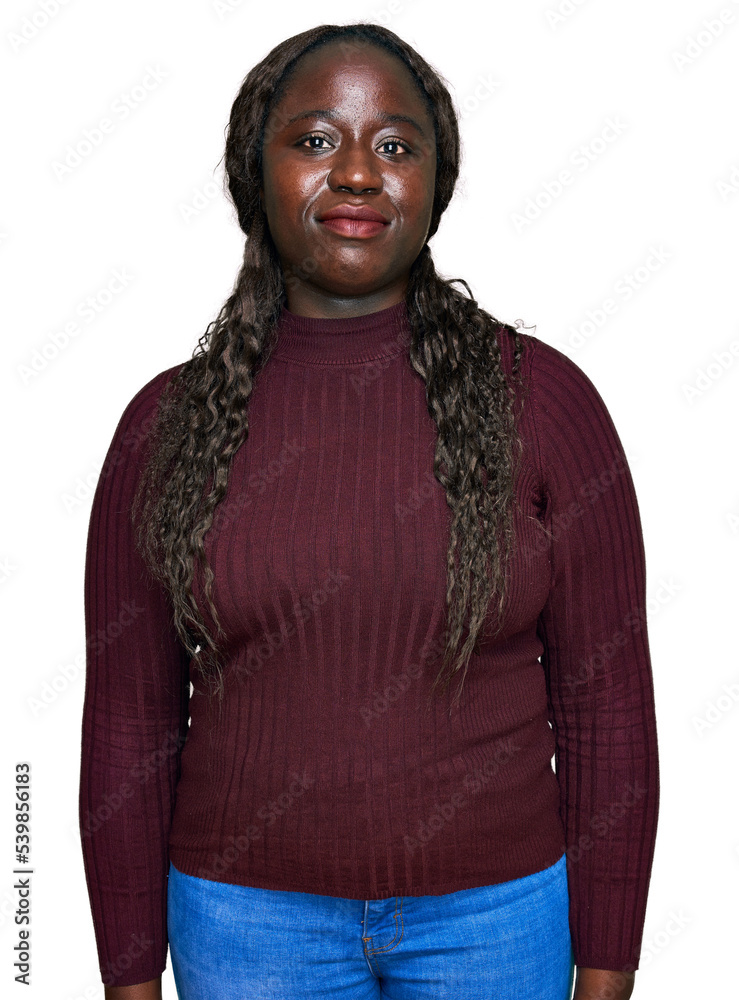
[269,299,412,365]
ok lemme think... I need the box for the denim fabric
[167,853,574,999]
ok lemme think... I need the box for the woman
[79,22,659,1000]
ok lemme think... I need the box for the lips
[317,204,390,239]
[318,204,388,223]
[319,218,388,238]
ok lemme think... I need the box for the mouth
[316,204,391,240]
[317,217,389,238]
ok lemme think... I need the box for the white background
[2,0,738,997]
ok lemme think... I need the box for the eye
[299,134,331,150]
[378,138,412,156]
[297,133,412,155]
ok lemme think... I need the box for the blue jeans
[167,853,574,999]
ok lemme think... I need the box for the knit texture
[79,300,659,987]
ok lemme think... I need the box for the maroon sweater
[79,300,659,987]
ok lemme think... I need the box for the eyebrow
[284,109,429,140]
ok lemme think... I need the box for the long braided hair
[132,22,529,720]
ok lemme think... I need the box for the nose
[328,140,382,194]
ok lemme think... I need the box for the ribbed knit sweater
[79,300,659,988]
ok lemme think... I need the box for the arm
[105,978,162,1000]
[79,368,190,989]
[529,338,660,982]
[574,967,634,1000]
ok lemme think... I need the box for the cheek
[391,194,433,240]
[271,172,322,229]
[388,169,433,217]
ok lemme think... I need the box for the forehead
[269,40,431,118]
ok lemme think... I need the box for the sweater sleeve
[78,366,191,988]
[529,337,660,972]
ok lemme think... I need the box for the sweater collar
[269,299,412,365]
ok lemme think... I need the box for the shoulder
[492,324,600,396]
[493,326,625,463]
[114,362,187,431]
[521,335,632,501]
[102,362,188,466]
[519,333,615,434]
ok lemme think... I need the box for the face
[260,39,437,317]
